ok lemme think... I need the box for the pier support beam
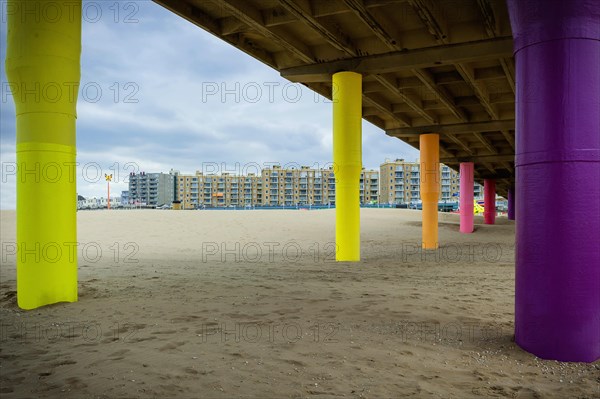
[333,72,362,261]
[419,134,439,249]
[6,0,81,309]
[483,179,495,225]
[459,162,474,233]
[508,0,600,362]
[507,186,515,220]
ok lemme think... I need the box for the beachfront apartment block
[260,165,337,207]
[217,173,262,207]
[259,165,378,207]
[147,160,482,209]
[379,159,483,205]
[174,171,262,209]
[174,165,378,208]
[128,172,176,207]
[360,169,379,204]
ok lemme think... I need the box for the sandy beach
[0,209,598,398]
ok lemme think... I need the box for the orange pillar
[420,134,440,249]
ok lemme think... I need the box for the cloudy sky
[0,1,418,209]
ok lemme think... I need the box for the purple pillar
[508,0,600,362]
[459,162,474,233]
[507,187,515,220]
[483,179,495,224]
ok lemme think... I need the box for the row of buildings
[77,196,123,210]
[125,160,483,209]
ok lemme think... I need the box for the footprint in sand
[51,359,77,367]
[107,348,130,361]
[282,358,307,367]
[64,376,88,389]
[158,341,186,352]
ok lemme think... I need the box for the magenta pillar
[459,162,474,233]
[483,179,495,224]
[508,0,600,362]
[507,187,515,220]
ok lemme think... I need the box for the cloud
[0,1,418,209]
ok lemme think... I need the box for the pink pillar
[483,179,495,224]
[459,162,474,233]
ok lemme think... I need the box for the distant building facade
[128,160,484,210]
[174,165,380,209]
[255,165,376,207]
[379,159,483,205]
[121,191,129,207]
[128,172,175,207]
[360,169,379,204]
[77,196,121,209]
[259,165,337,207]
[174,171,263,209]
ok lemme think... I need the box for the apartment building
[242,174,262,206]
[128,171,176,207]
[261,166,323,206]
[259,165,362,207]
[360,169,379,204]
[175,171,200,209]
[221,173,262,207]
[175,165,382,208]
[379,159,482,205]
[379,159,420,204]
[440,165,460,201]
[136,160,483,209]
[175,171,262,209]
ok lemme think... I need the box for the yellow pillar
[6,0,81,309]
[419,134,440,249]
[333,72,362,261]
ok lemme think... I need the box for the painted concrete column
[419,134,439,249]
[483,179,495,225]
[6,0,81,309]
[508,0,600,362]
[507,186,515,221]
[459,162,474,233]
[332,72,361,261]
